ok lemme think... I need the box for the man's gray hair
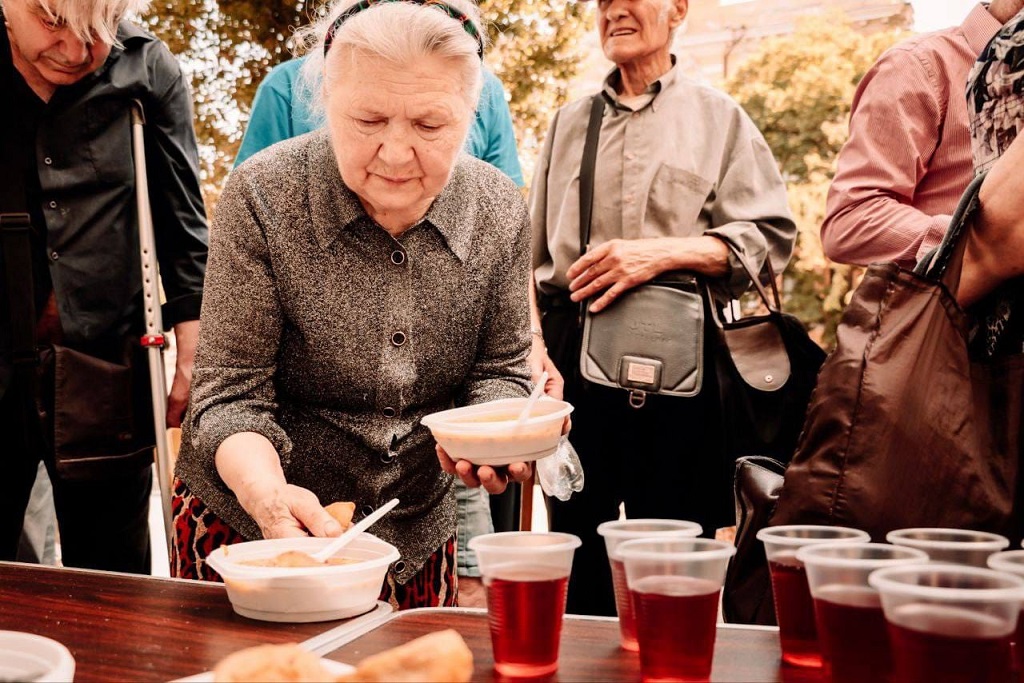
[297,0,486,120]
[8,0,153,47]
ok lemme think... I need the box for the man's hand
[167,320,199,428]
[567,237,728,313]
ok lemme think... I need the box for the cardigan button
[391,331,407,347]
[382,406,397,418]
[393,560,406,573]
[360,504,375,517]
[391,250,406,265]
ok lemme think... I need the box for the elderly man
[0,0,208,573]
[530,0,795,615]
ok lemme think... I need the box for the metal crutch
[131,101,174,555]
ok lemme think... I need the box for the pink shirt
[821,4,1001,268]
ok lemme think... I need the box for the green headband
[323,0,484,58]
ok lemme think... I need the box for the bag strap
[920,172,987,293]
[707,235,783,319]
[578,94,605,257]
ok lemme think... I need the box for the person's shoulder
[451,153,520,197]
[260,57,307,92]
[232,131,320,186]
[873,25,963,68]
[113,20,186,87]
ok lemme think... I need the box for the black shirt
[0,19,208,394]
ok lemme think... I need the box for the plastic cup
[617,538,735,682]
[597,519,703,651]
[796,542,927,683]
[756,525,870,668]
[869,564,1024,683]
[469,532,581,677]
[987,550,1024,674]
[886,528,1009,566]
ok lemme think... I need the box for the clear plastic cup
[987,550,1024,673]
[597,519,703,651]
[886,528,1009,567]
[756,525,870,668]
[869,564,1024,683]
[617,538,735,682]
[796,542,927,683]
[469,532,581,677]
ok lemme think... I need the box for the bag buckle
[11,349,40,368]
[628,389,646,409]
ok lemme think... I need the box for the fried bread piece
[326,501,356,530]
[213,643,329,682]
[335,629,473,682]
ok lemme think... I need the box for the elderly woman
[530,0,796,615]
[170,0,533,609]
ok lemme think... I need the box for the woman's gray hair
[296,0,486,121]
[12,0,152,47]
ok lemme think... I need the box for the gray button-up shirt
[531,60,795,294]
[175,131,532,581]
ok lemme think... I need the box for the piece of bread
[334,629,473,683]
[213,643,330,682]
[325,501,356,530]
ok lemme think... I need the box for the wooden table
[326,608,823,683]
[2,561,820,682]
[0,562,390,682]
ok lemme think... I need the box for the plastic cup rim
[868,563,1024,602]
[756,525,870,547]
[616,537,737,563]
[468,531,582,553]
[796,542,929,569]
[886,528,1010,551]
[987,549,1024,575]
[597,519,704,540]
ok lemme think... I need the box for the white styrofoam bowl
[206,534,399,623]
[421,397,573,467]
[0,631,75,683]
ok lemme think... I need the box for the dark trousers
[0,388,152,574]
[541,296,733,616]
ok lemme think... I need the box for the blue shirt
[234,57,524,186]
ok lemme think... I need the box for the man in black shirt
[0,0,207,573]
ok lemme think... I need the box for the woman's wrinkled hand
[242,483,343,540]
[436,445,532,494]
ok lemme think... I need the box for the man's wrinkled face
[597,0,683,67]
[4,0,112,90]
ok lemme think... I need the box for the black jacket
[0,18,208,397]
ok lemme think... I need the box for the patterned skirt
[169,478,457,610]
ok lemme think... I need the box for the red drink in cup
[871,564,1024,683]
[630,576,719,681]
[598,519,702,652]
[768,556,820,667]
[813,586,889,683]
[887,606,1012,683]
[618,537,735,682]
[485,567,569,677]
[987,550,1024,676]
[798,542,926,683]
[469,532,581,678]
[757,526,870,668]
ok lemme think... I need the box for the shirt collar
[306,130,473,261]
[601,54,678,113]
[964,3,1003,55]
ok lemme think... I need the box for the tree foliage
[145,0,591,201]
[724,12,907,345]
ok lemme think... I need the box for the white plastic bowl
[421,397,574,466]
[0,631,75,683]
[207,534,399,623]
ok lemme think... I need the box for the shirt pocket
[644,164,713,238]
[83,98,134,187]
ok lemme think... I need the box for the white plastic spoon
[515,370,549,425]
[310,497,400,564]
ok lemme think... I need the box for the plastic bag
[536,436,584,501]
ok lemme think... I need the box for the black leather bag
[707,239,826,463]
